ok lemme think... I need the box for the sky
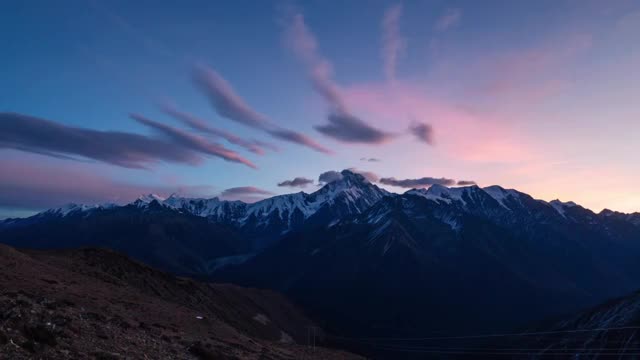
[1,0,639,218]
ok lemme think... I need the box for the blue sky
[1,0,639,218]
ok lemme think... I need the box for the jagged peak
[313,169,387,200]
[340,169,369,183]
[550,199,578,208]
[40,202,116,217]
[482,185,520,196]
[164,194,222,203]
[599,208,619,216]
[248,192,309,211]
[316,169,371,191]
[136,193,165,203]
[481,185,523,209]
[406,184,478,205]
[549,199,579,217]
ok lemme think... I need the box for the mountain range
[2,169,640,355]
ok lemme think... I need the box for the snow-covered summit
[310,170,388,204]
[123,170,389,230]
[406,184,483,206]
[22,170,636,235]
[39,203,116,217]
[482,185,523,209]
[133,194,166,206]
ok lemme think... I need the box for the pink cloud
[219,186,273,203]
[339,32,594,162]
[343,82,536,163]
[466,34,592,103]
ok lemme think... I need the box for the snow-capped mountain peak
[338,169,370,184]
[426,184,472,205]
[39,203,117,217]
[406,184,482,206]
[135,194,166,206]
[482,185,522,209]
[314,170,387,197]
[244,192,311,220]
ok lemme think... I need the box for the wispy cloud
[220,186,273,196]
[382,4,405,82]
[316,113,393,143]
[277,177,314,188]
[219,186,273,202]
[193,64,331,154]
[457,180,477,186]
[285,12,395,144]
[0,112,201,169]
[380,176,456,188]
[266,128,332,154]
[193,64,271,129]
[161,103,276,155]
[130,113,257,169]
[435,8,462,32]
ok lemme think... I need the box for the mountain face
[20,170,377,250]
[215,184,640,340]
[163,170,388,248]
[510,287,640,358]
[0,201,250,276]
[2,170,640,346]
[0,170,389,274]
[0,244,361,360]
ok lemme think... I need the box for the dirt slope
[0,244,362,359]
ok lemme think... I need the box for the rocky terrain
[0,244,361,359]
[515,287,640,359]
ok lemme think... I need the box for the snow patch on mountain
[407,184,482,207]
[145,170,389,231]
[245,192,311,225]
[134,194,166,207]
[40,203,117,217]
[406,187,451,204]
[482,185,521,210]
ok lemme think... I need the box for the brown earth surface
[0,244,363,359]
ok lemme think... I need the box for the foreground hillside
[0,244,361,360]
[518,287,640,358]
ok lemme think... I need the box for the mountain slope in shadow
[0,244,361,360]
